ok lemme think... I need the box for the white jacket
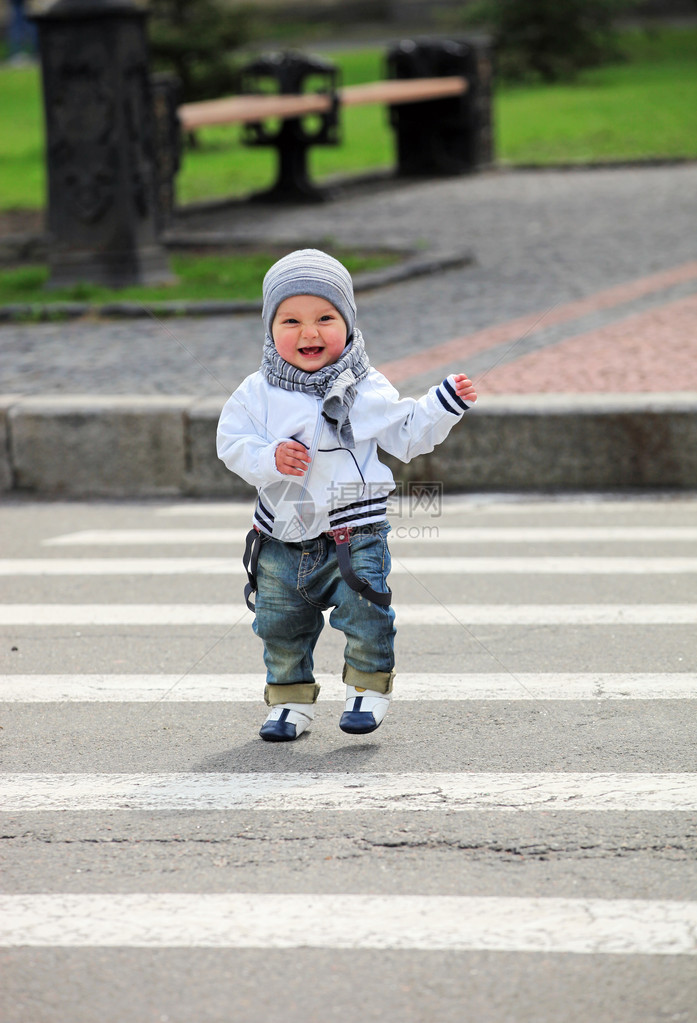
[217,368,473,541]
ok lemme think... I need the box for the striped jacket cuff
[435,377,474,415]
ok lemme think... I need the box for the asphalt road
[1,493,696,1023]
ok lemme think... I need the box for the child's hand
[453,373,477,404]
[275,440,311,476]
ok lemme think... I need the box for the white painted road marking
[156,499,697,516]
[1,673,695,702]
[158,504,256,517]
[3,772,696,812]
[7,556,697,575]
[42,526,697,546]
[0,558,242,576]
[3,604,697,626]
[1,893,695,954]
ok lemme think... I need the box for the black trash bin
[386,36,493,176]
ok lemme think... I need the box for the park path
[376,259,697,394]
[1,163,696,402]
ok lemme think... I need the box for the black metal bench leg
[252,119,326,203]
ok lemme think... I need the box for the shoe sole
[339,711,380,735]
[259,723,299,742]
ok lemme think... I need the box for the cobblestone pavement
[2,163,697,403]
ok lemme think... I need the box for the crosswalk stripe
[1,673,695,702]
[158,504,257,517]
[41,526,697,546]
[6,556,697,575]
[3,772,696,812]
[2,604,697,626]
[0,558,237,576]
[156,499,697,516]
[1,893,695,954]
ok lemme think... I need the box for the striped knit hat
[262,248,357,340]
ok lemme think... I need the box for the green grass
[0,26,695,210]
[0,64,45,209]
[0,248,398,308]
[497,27,697,164]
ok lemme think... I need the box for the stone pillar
[30,0,174,289]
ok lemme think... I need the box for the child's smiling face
[271,294,348,372]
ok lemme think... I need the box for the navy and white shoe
[259,703,314,742]
[339,685,391,735]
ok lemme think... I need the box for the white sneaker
[259,703,315,742]
[339,685,391,735]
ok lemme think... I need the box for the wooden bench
[178,77,468,131]
[177,75,471,202]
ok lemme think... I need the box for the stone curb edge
[0,249,474,324]
[2,392,696,498]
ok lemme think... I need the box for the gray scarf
[261,328,371,449]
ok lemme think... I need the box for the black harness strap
[327,527,392,608]
[242,525,392,612]
[242,526,263,612]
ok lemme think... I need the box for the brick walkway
[378,261,697,396]
[481,290,697,395]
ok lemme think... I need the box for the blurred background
[1,0,695,302]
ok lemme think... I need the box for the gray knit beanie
[262,248,357,340]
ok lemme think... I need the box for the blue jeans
[253,522,395,704]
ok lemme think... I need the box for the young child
[217,249,477,742]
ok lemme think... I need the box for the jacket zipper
[295,398,324,531]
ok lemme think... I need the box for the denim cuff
[343,664,395,694]
[264,682,320,706]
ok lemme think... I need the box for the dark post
[386,37,494,176]
[151,71,181,232]
[31,0,174,289]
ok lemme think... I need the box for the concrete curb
[0,248,473,323]
[3,393,697,497]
